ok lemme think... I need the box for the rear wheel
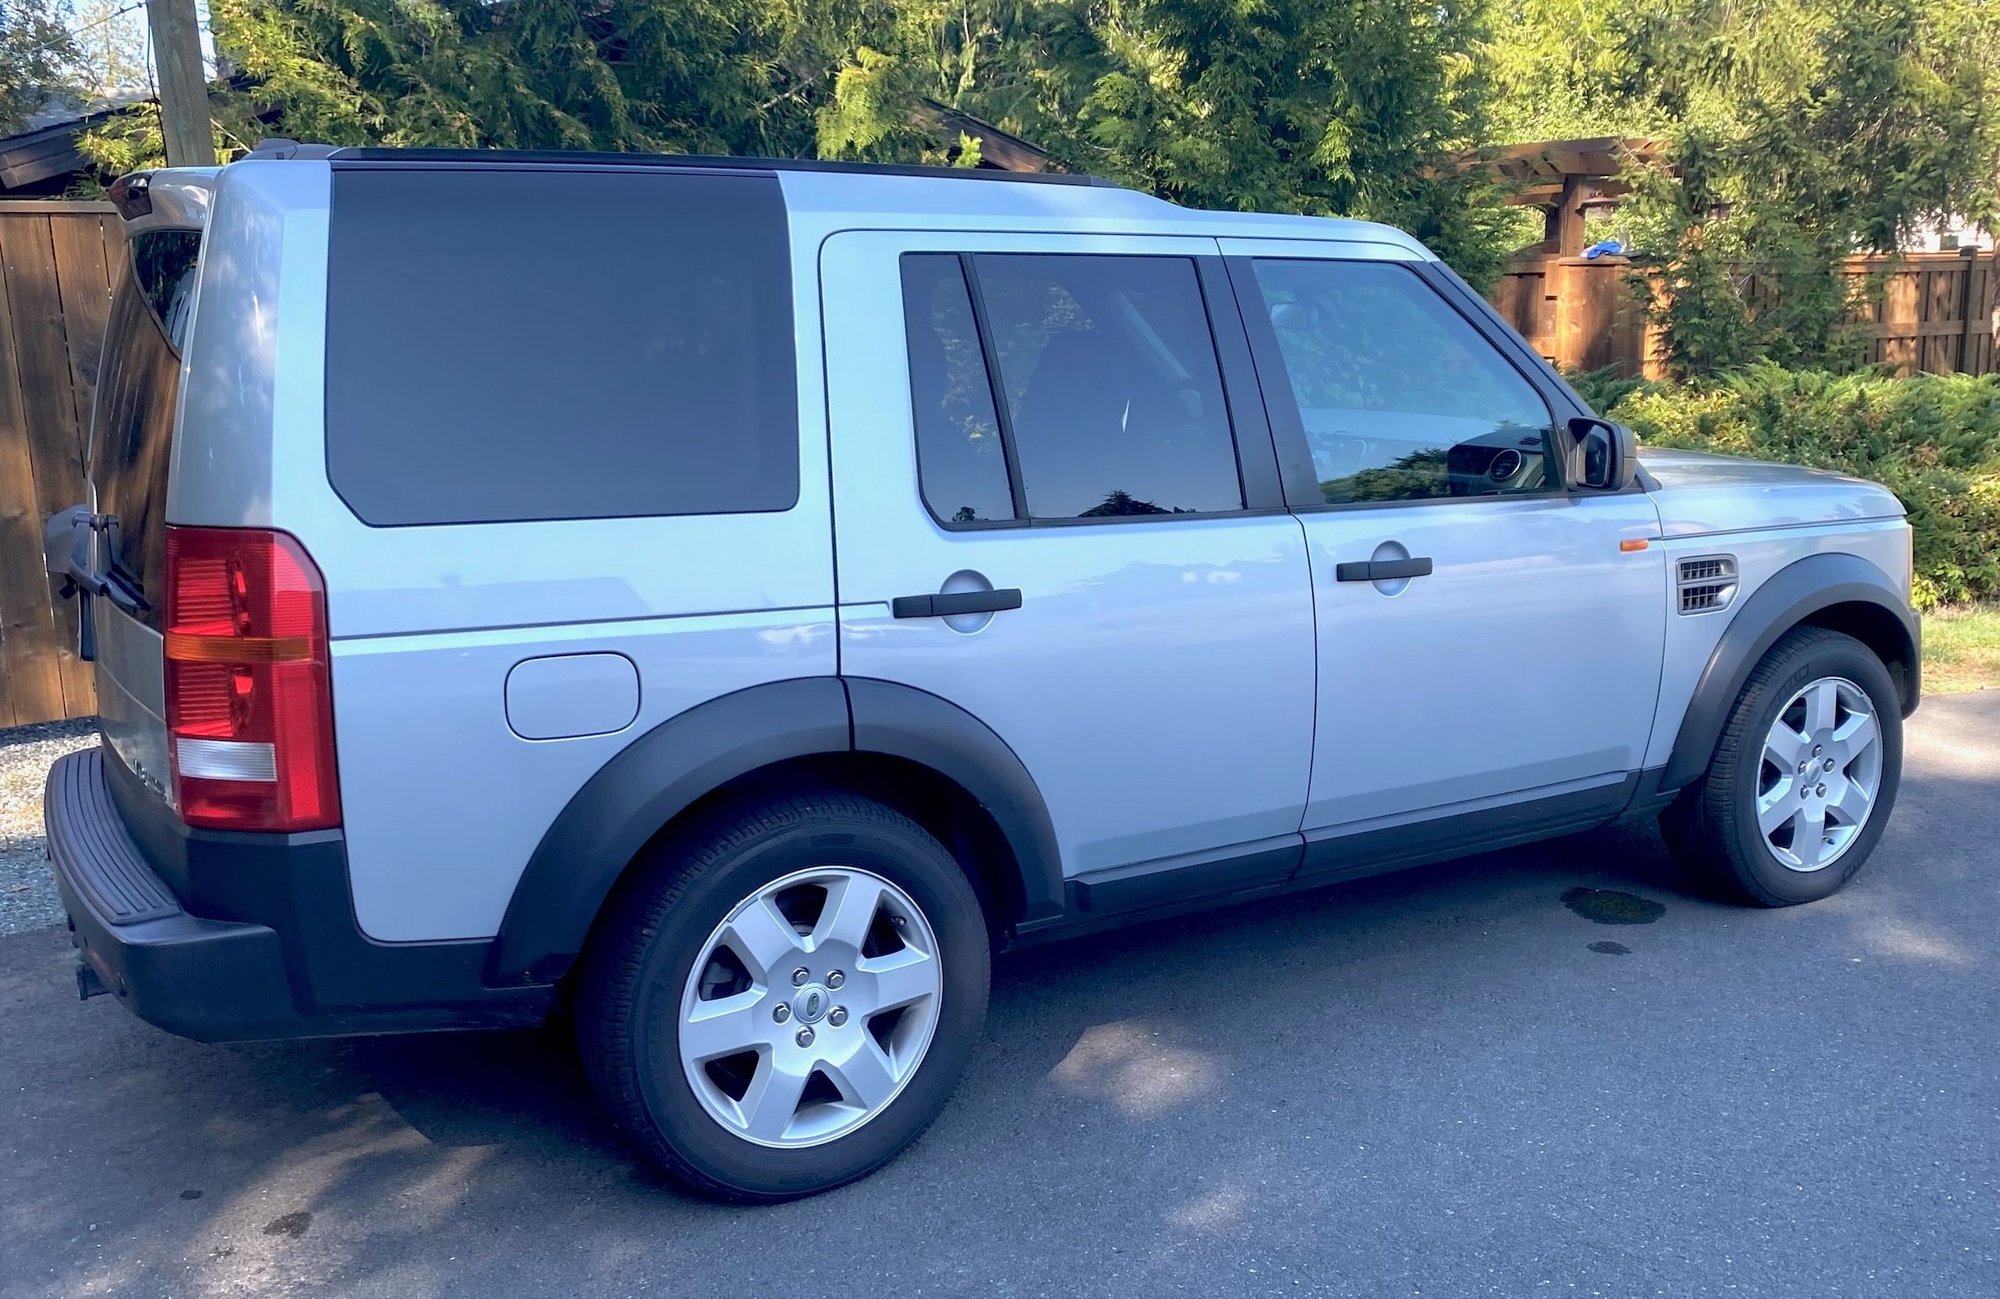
[1663,627,1902,906]
[578,793,990,1201]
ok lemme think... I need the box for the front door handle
[1334,557,1434,582]
[891,588,1024,619]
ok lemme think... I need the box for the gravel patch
[0,719,98,935]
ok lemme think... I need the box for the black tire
[1661,626,1903,906]
[576,793,990,1202]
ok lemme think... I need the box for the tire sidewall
[1720,635,1903,904]
[622,810,988,1199]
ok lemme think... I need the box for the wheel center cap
[791,983,831,1025]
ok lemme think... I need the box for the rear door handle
[1334,557,1434,582]
[891,588,1024,619]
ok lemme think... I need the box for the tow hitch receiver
[75,958,109,1001]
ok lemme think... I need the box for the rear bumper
[45,747,547,1042]
[47,749,299,1040]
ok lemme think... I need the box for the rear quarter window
[324,167,799,526]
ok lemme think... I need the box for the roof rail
[312,145,1120,188]
[245,138,341,161]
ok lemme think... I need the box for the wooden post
[146,0,215,167]
[1555,175,1587,257]
[1958,247,1979,375]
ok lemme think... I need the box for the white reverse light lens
[175,737,278,783]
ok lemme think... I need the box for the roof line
[263,143,1122,189]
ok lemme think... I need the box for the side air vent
[1677,555,1739,614]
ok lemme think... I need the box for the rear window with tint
[325,167,799,526]
[89,228,202,625]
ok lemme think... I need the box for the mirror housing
[1569,416,1638,491]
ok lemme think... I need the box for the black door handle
[1335,557,1434,582]
[891,588,1024,619]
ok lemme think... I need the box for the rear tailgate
[57,173,213,808]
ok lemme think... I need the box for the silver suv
[43,146,1919,1201]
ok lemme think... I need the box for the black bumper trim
[46,747,551,1042]
[49,751,299,1039]
[46,747,179,924]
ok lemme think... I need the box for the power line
[16,2,147,61]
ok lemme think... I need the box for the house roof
[0,95,151,193]
[913,99,1055,173]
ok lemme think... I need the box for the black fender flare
[1661,552,1919,791]
[487,677,1064,986]
[845,677,1065,930]
[488,678,849,985]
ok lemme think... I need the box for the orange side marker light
[1619,538,1652,552]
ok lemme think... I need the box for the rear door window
[900,255,1015,525]
[88,228,202,624]
[971,254,1243,519]
[324,167,799,526]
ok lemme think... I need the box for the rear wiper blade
[44,506,149,661]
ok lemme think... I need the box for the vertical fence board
[47,213,112,717]
[0,213,93,720]
[1883,267,1919,376]
[1921,264,1954,375]
[50,214,114,441]
[1962,255,1994,376]
[0,227,69,726]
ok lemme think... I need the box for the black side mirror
[1569,416,1638,491]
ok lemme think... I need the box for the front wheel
[1662,627,1903,906]
[577,793,990,1201]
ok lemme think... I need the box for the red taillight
[164,526,340,831]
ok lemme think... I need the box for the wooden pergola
[1456,136,1670,256]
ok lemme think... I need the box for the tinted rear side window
[900,254,1014,525]
[89,228,202,624]
[325,167,798,526]
[971,255,1242,519]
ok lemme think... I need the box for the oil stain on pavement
[1561,886,1666,925]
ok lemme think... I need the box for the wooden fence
[0,200,119,727]
[1496,249,2000,380]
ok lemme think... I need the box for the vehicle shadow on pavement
[322,813,1699,1155]
[82,815,1687,1164]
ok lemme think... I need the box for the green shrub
[1597,364,2000,609]
[1564,365,1662,416]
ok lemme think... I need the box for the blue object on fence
[1583,238,1625,259]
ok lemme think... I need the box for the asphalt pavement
[1,695,1994,1298]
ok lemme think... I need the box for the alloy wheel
[678,867,943,1148]
[1754,675,1884,872]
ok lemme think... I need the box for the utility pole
[146,0,216,167]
